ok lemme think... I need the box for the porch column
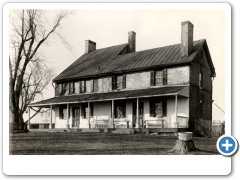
[67,103,69,128]
[88,101,91,129]
[175,94,178,128]
[49,105,52,129]
[112,100,115,128]
[28,107,30,129]
[136,98,140,128]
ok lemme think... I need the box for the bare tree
[9,9,72,126]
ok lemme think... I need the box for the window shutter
[150,99,154,117]
[150,71,155,86]
[59,107,63,119]
[94,79,98,92]
[81,104,85,119]
[163,69,167,85]
[112,76,116,90]
[122,74,126,89]
[163,99,167,116]
[91,79,94,92]
[90,103,94,118]
[80,81,82,93]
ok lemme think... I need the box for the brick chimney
[85,40,96,53]
[128,31,136,53]
[181,21,194,57]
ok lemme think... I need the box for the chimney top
[128,31,136,53]
[85,40,96,53]
[181,20,194,57]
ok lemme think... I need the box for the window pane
[155,71,163,86]
[85,107,89,118]
[63,83,69,95]
[155,102,163,117]
[63,109,67,119]
[117,76,123,89]
[74,82,79,94]
[116,106,124,118]
[86,80,91,92]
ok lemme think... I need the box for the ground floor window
[81,103,93,119]
[114,100,126,118]
[150,98,167,117]
[59,105,68,120]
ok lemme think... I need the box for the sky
[30,9,225,121]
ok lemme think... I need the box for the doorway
[72,107,80,127]
[132,102,144,127]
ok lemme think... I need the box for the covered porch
[28,86,190,132]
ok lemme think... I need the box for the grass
[9,132,220,155]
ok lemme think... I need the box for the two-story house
[29,21,216,137]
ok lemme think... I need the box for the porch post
[49,105,52,129]
[175,94,178,128]
[136,98,140,128]
[67,103,69,128]
[112,100,115,128]
[88,101,91,129]
[28,107,30,129]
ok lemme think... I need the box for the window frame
[150,69,167,86]
[114,100,126,118]
[150,98,167,118]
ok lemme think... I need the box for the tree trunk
[169,140,198,155]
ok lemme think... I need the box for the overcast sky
[33,9,225,120]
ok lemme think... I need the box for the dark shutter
[150,71,155,86]
[84,81,86,92]
[81,104,85,119]
[91,79,94,92]
[150,99,154,117]
[112,76,116,90]
[59,106,63,119]
[94,79,98,92]
[90,103,94,118]
[122,74,126,89]
[163,69,167,85]
[163,99,167,116]
[123,102,126,118]
[80,81,82,93]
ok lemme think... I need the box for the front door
[132,102,144,127]
[72,107,80,127]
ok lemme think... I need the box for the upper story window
[150,69,167,86]
[85,80,92,93]
[112,75,126,90]
[80,79,98,93]
[62,83,69,95]
[199,72,203,88]
[150,98,167,117]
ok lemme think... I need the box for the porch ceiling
[29,86,188,107]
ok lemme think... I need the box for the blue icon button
[217,135,238,156]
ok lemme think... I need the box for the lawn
[9,132,220,155]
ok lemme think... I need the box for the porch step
[112,128,135,134]
[77,129,102,133]
[29,128,71,133]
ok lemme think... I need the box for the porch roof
[29,86,188,107]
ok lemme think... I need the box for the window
[80,80,95,93]
[74,82,80,94]
[69,82,74,94]
[114,100,126,118]
[55,83,62,96]
[93,79,98,92]
[150,98,167,117]
[62,83,69,95]
[112,75,126,90]
[59,105,68,120]
[81,103,93,119]
[199,72,203,88]
[150,69,167,86]
[85,80,91,92]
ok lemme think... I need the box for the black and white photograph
[3,2,234,176]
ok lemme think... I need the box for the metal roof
[29,86,188,107]
[53,39,213,82]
